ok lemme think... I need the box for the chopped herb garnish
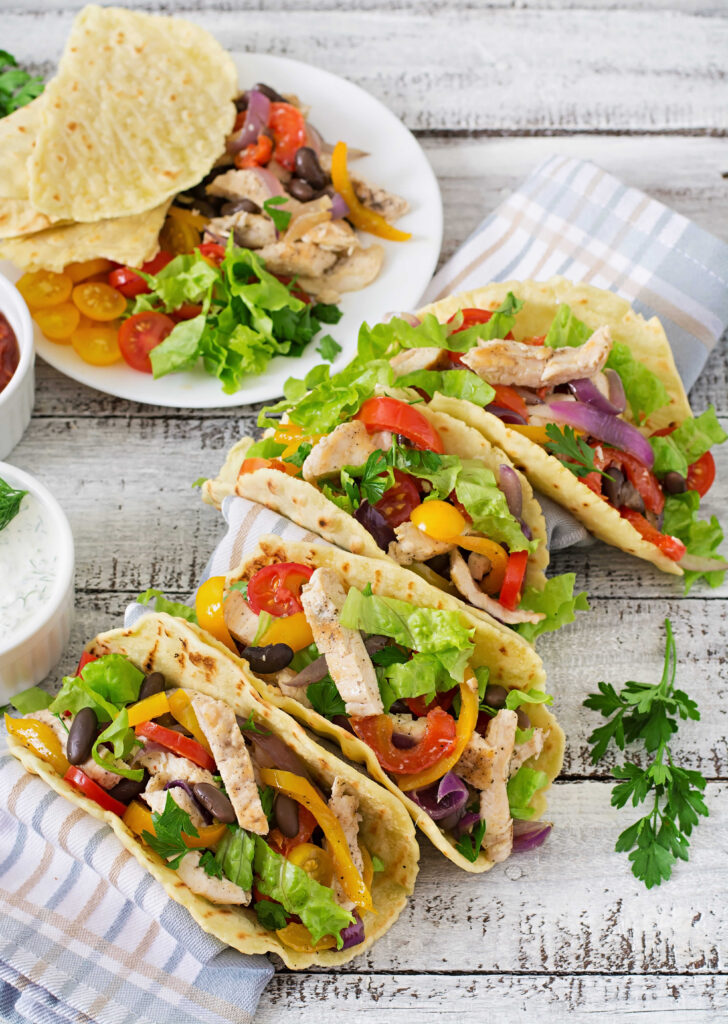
[0,51,44,118]
[0,477,27,532]
[455,819,486,862]
[544,424,610,479]
[142,792,199,869]
[263,196,292,232]
[316,334,342,363]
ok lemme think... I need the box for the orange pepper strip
[397,675,479,792]
[167,689,213,755]
[5,714,69,776]
[126,691,170,728]
[122,799,227,849]
[259,768,373,912]
[259,611,314,652]
[330,141,411,242]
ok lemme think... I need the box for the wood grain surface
[3,0,727,1020]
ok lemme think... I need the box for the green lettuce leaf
[515,573,590,643]
[50,654,144,721]
[9,685,52,714]
[378,651,458,712]
[253,837,353,946]
[133,254,220,314]
[504,689,554,710]
[543,304,592,348]
[507,765,549,820]
[443,293,523,352]
[91,708,142,782]
[662,491,726,593]
[215,826,255,891]
[605,342,670,423]
[150,314,208,379]
[244,438,287,459]
[649,406,727,478]
[255,899,288,930]
[396,368,495,408]
[454,461,538,554]
[137,588,198,623]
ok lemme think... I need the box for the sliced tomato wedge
[170,303,203,322]
[236,133,274,170]
[489,384,529,422]
[118,312,175,373]
[619,507,686,561]
[268,805,317,857]
[591,444,665,515]
[356,396,445,453]
[268,103,306,171]
[652,425,716,498]
[247,562,314,618]
[108,251,174,298]
[448,308,493,333]
[499,549,529,611]
[349,707,456,774]
[76,651,98,676]
[134,721,217,771]
[375,470,421,528]
[404,689,456,718]
[197,242,227,267]
[64,766,127,816]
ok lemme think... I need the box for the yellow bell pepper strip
[259,768,373,912]
[122,799,228,850]
[4,713,69,776]
[411,501,509,592]
[260,611,314,651]
[195,576,238,653]
[330,141,411,242]
[273,424,323,461]
[359,845,374,891]
[125,691,170,728]
[167,689,213,755]
[397,675,479,792]
[275,922,336,952]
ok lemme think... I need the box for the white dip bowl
[0,462,74,700]
[0,271,35,460]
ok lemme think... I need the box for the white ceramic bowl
[0,462,74,700]
[0,271,34,460]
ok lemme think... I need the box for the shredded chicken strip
[390,347,445,375]
[327,776,364,911]
[456,709,518,863]
[449,550,544,625]
[388,521,455,566]
[177,851,251,905]
[302,421,378,483]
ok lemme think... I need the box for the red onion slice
[486,404,528,426]
[250,165,286,198]
[605,369,626,414]
[247,731,311,780]
[499,464,523,520]
[354,501,396,551]
[567,377,621,416]
[227,89,271,154]
[455,810,481,835]
[329,191,350,220]
[410,772,468,822]
[512,819,552,853]
[341,911,365,949]
[548,401,655,469]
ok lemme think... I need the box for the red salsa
[0,313,19,394]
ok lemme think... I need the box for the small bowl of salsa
[0,270,34,460]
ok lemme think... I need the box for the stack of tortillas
[0,4,237,271]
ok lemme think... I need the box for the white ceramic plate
[0,52,442,409]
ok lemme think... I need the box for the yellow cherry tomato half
[275,922,336,952]
[65,258,115,283]
[33,302,80,342]
[72,281,127,322]
[16,270,72,309]
[195,575,237,653]
[260,610,314,651]
[71,320,122,366]
[287,843,335,887]
[410,499,467,542]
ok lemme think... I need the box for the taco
[204,388,587,644]
[387,278,725,583]
[4,612,418,968]
[203,535,564,873]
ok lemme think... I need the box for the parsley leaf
[544,424,607,478]
[343,450,394,506]
[316,334,342,362]
[284,442,312,468]
[455,819,486,862]
[371,854,385,873]
[583,619,708,888]
[263,196,293,231]
[255,899,289,930]
[143,793,199,869]
[0,477,27,532]
[307,676,347,719]
[258,784,276,823]
[239,711,268,735]
[199,850,224,879]
[0,52,44,118]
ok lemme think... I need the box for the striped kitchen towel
[422,154,728,545]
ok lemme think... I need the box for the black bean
[664,470,687,494]
[221,198,261,216]
[483,684,508,710]
[254,82,286,103]
[294,146,327,190]
[139,672,166,701]
[516,709,531,731]
[241,643,294,674]
[274,793,300,837]
[109,770,149,805]
[66,707,97,765]
[602,467,625,506]
[287,177,317,203]
[192,783,236,824]
[235,92,248,112]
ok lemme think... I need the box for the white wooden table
[3,2,727,1020]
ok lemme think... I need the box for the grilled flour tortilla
[6,613,418,969]
[410,278,726,578]
[220,536,564,873]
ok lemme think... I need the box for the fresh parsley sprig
[0,476,27,531]
[263,196,292,232]
[544,424,610,479]
[583,619,708,889]
[455,818,486,862]
[0,51,44,118]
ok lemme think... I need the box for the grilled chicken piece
[300,568,384,717]
[137,748,216,828]
[255,240,338,278]
[390,347,446,375]
[461,325,612,389]
[206,210,277,249]
[31,709,123,789]
[509,727,547,776]
[177,851,251,905]
[456,709,518,863]
[206,169,277,209]
[468,551,491,581]
[449,550,544,625]
[297,245,385,304]
[301,218,359,255]
[302,421,378,483]
[224,589,260,646]
[388,521,455,566]
[327,776,364,910]
[191,693,268,835]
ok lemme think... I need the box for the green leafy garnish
[50,654,144,721]
[227,580,249,600]
[137,588,198,624]
[215,825,256,889]
[199,850,225,879]
[583,619,707,888]
[143,792,199,869]
[506,765,549,820]
[515,573,590,644]
[543,304,592,349]
[255,899,288,930]
[284,441,312,468]
[262,196,293,232]
[455,819,486,862]
[545,424,603,478]
[649,406,727,479]
[91,708,142,782]
[257,785,276,823]
[371,854,385,873]
[505,689,554,710]
[191,477,207,489]
[0,52,44,118]
[252,611,275,645]
[662,491,725,593]
[9,685,52,714]
[605,343,669,423]
[0,477,27,532]
[316,334,342,362]
[239,711,267,735]
[245,438,286,460]
[307,676,347,719]
[397,368,495,408]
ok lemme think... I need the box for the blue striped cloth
[422,155,728,547]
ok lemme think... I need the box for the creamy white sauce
[0,489,59,644]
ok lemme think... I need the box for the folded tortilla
[223,535,564,873]
[6,612,419,969]
[417,277,692,575]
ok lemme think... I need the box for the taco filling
[5,650,378,954]
[219,560,558,865]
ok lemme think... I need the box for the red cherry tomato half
[247,562,314,618]
[170,303,203,322]
[134,721,217,771]
[618,507,687,561]
[375,470,421,528]
[63,766,127,817]
[76,651,98,677]
[356,396,445,453]
[499,549,529,611]
[268,102,307,171]
[197,242,227,267]
[404,689,456,718]
[350,707,456,775]
[118,312,175,373]
[489,384,530,422]
[108,251,174,298]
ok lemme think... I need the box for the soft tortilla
[0,100,40,201]
[6,612,419,969]
[28,5,237,222]
[225,535,563,873]
[417,277,692,576]
[203,403,550,628]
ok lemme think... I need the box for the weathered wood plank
[257,972,728,1024]
[2,8,726,133]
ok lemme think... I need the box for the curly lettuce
[515,573,590,643]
